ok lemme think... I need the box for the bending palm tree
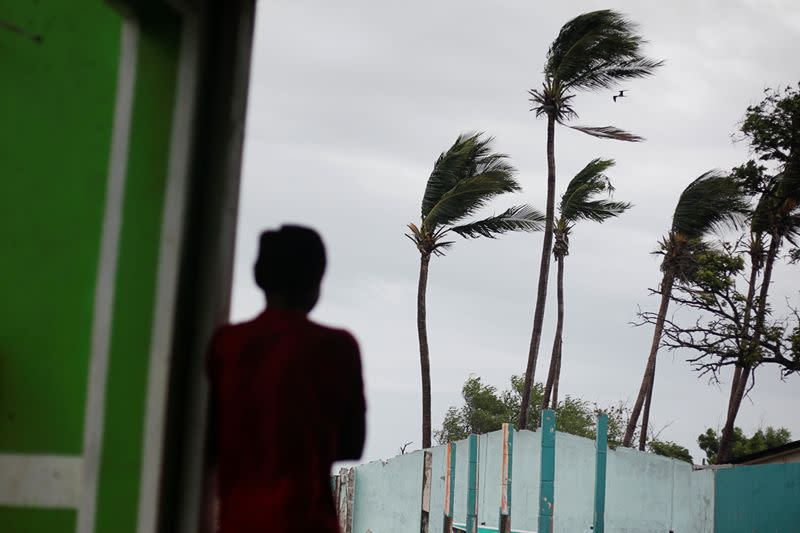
[541,159,631,410]
[622,172,749,449]
[520,10,662,428]
[407,132,545,448]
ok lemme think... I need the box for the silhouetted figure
[612,89,627,102]
[205,225,366,533]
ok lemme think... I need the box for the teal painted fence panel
[466,434,479,533]
[593,414,608,533]
[715,462,800,532]
[538,410,556,533]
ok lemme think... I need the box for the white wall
[350,428,714,533]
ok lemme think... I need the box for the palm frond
[559,158,631,223]
[564,56,665,92]
[423,166,520,231]
[421,132,482,219]
[545,10,663,91]
[566,124,644,142]
[450,205,546,239]
[671,171,751,239]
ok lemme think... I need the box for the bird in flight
[613,90,627,102]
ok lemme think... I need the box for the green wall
[0,2,182,532]
[715,462,800,532]
[0,0,120,457]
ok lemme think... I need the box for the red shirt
[206,308,366,532]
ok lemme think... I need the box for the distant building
[731,440,800,466]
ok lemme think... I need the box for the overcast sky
[231,0,800,463]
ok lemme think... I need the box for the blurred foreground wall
[0,1,256,532]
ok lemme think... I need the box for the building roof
[730,440,800,465]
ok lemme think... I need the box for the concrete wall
[350,428,714,533]
[606,445,713,533]
[352,451,424,532]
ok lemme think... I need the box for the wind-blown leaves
[409,132,542,256]
[566,124,644,142]
[530,9,662,129]
[671,171,751,239]
[451,205,546,238]
[423,172,521,231]
[559,158,631,223]
[545,10,663,92]
[421,133,514,220]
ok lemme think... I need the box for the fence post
[443,442,456,533]
[593,413,609,533]
[466,434,479,533]
[337,467,355,533]
[421,450,433,533]
[538,410,556,533]
[499,423,514,533]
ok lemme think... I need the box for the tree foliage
[637,241,800,379]
[436,375,630,448]
[530,9,663,132]
[698,426,792,463]
[649,440,693,463]
[409,132,545,256]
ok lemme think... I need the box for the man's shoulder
[211,319,253,341]
[305,321,358,349]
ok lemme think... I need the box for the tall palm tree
[717,170,800,461]
[407,133,545,448]
[622,172,750,449]
[519,10,662,428]
[540,159,631,410]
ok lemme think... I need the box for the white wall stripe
[136,11,202,533]
[77,19,140,533]
[0,455,82,508]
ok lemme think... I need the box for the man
[206,225,366,532]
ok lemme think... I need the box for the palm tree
[407,133,545,448]
[622,172,750,449]
[717,170,800,462]
[540,159,631,410]
[519,10,662,428]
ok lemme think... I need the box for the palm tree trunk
[519,112,557,429]
[417,253,433,449]
[623,273,674,447]
[551,343,562,410]
[717,233,779,462]
[638,377,654,451]
[543,254,565,410]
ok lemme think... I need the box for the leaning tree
[540,158,631,410]
[407,132,544,448]
[623,172,749,449]
[519,10,662,428]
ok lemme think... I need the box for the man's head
[254,225,326,313]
